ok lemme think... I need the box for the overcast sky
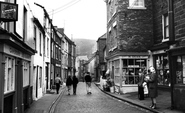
[36,0,107,40]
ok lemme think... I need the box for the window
[155,54,170,86]
[122,59,147,85]
[39,32,42,56]
[47,38,49,57]
[23,6,27,41]
[128,0,146,9]
[4,57,15,94]
[176,55,185,84]
[23,61,29,87]
[162,14,169,42]
[34,26,37,50]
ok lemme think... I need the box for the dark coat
[138,73,145,87]
[85,74,92,82]
[147,72,158,98]
[66,76,73,86]
[72,76,79,86]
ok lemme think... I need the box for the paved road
[53,82,152,113]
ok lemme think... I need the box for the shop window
[123,59,146,85]
[4,57,15,94]
[23,61,29,87]
[156,55,170,86]
[176,56,185,84]
[128,0,146,9]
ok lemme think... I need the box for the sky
[36,0,107,40]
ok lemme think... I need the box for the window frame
[162,13,169,42]
[128,0,146,9]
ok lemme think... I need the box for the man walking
[66,75,73,95]
[84,72,92,94]
[72,75,79,95]
[55,74,61,94]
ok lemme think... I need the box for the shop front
[108,53,149,94]
[168,46,185,111]
[152,50,170,87]
[0,32,35,113]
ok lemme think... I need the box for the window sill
[127,7,146,10]
[162,38,169,42]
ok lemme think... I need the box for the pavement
[25,85,66,113]
[24,83,184,113]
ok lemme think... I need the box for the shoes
[152,104,156,109]
[150,104,154,108]
[87,92,92,94]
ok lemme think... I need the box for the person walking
[55,74,61,94]
[144,66,158,109]
[138,68,146,100]
[72,75,79,95]
[66,75,73,95]
[84,72,92,94]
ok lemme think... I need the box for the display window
[4,57,15,94]
[155,54,170,86]
[123,59,147,84]
[175,55,185,84]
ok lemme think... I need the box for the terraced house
[0,0,76,113]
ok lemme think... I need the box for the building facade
[105,0,153,93]
[96,34,107,81]
[0,0,36,113]
[151,0,185,111]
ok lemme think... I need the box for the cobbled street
[53,82,152,113]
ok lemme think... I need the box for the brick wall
[117,0,153,52]
[97,37,106,63]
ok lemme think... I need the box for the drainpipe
[168,0,174,109]
[168,0,175,43]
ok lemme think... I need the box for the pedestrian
[138,68,146,100]
[66,75,73,95]
[144,66,158,109]
[72,75,79,95]
[84,72,92,94]
[55,74,61,94]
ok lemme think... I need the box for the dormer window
[128,0,146,9]
[162,14,169,42]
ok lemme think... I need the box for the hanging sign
[0,2,18,22]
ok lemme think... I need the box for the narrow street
[53,82,152,113]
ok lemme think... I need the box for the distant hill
[73,39,96,57]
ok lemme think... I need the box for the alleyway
[53,82,152,113]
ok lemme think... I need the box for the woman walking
[145,66,158,109]
[85,72,92,94]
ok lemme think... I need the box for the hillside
[73,39,96,57]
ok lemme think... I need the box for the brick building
[151,0,185,111]
[105,0,153,93]
[96,34,107,81]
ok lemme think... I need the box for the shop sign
[120,56,148,59]
[0,2,18,22]
[4,44,31,61]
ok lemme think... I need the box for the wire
[48,0,81,15]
